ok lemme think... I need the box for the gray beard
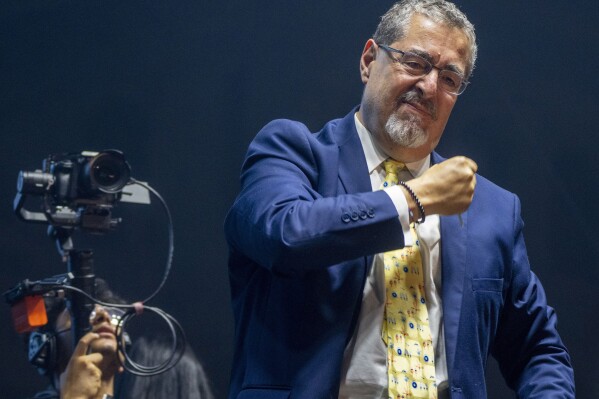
[385,113,428,148]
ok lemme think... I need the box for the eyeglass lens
[400,53,464,93]
[378,43,467,94]
[89,305,125,326]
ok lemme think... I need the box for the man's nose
[415,68,439,98]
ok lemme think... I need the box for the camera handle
[67,249,95,345]
[49,226,96,347]
[13,191,49,224]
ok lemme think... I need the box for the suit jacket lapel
[335,108,372,195]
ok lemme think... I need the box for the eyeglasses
[89,305,125,327]
[377,43,470,95]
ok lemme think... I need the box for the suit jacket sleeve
[225,118,405,277]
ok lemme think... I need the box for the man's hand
[60,332,104,399]
[406,156,478,217]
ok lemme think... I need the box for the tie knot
[383,158,405,175]
[382,159,405,187]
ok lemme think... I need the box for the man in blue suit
[225,1,574,398]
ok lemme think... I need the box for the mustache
[399,90,437,120]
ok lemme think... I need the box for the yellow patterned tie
[381,159,437,399]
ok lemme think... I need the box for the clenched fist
[406,156,477,217]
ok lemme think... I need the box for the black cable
[62,285,187,376]
[127,178,175,305]
[56,179,182,376]
[116,308,186,376]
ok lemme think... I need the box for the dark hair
[117,337,214,399]
[93,277,127,305]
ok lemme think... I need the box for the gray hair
[373,0,477,78]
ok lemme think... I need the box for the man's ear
[360,39,377,84]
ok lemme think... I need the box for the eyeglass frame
[376,42,470,95]
[89,305,126,327]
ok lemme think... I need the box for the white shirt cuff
[382,185,413,246]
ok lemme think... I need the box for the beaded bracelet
[398,180,426,223]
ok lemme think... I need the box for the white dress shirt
[338,114,448,398]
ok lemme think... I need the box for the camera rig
[9,150,147,342]
[6,150,183,376]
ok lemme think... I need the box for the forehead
[394,14,470,70]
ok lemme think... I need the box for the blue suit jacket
[225,109,574,398]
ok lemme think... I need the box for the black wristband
[398,180,426,223]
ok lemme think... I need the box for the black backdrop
[1,1,597,398]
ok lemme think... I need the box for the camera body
[14,150,132,232]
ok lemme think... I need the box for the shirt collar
[354,112,430,178]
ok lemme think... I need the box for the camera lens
[88,150,131,193]
[17,170,54,194]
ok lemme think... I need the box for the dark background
[1,1,597,398]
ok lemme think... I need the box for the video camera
[14,150,147,233]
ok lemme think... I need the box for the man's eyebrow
[409,48,434,63]
[409,48,465,76]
